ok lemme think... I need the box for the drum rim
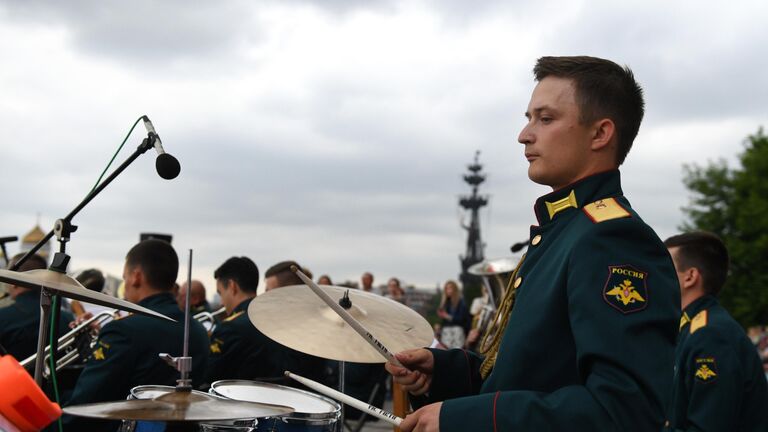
[130,384,207,399]
[210,379,341,423]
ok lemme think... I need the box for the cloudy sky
[1,0,765,294]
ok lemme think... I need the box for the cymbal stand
[160,249,194,391]
[336,290,353,432]
[33,219,74,386]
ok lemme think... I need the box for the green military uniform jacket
[418,171,680,431]
[64,293,210,430]
[666,295,768,431]
[0,290,74,361]
[206,299,326,386]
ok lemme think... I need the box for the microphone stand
[11,135,157,387]
[0,236,17,268]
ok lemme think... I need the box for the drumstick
[285,371,403,427]
[290,266,403,367]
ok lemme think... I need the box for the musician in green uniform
[664,231,768,431]
[64,239,210,430]
[0,253,74,361]
[386,56,680,431]
[205,256,277,383]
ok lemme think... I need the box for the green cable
[46,116,144,431]
[92,117,144,191]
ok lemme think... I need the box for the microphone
[0,236,18,244]
[510,240,529,253]
[142,116,181,180]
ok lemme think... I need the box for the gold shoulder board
[582,198,631,223]
[690,310,708,334]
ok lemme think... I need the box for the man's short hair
[214,257,259,294]
[533,56,645,165]
[265,260,304,287]
[8,253,47,272]
[125,239,178,291]
[664,231,729,297]
[76,269,105,293]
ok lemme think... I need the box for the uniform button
[531,235,542,246]
[514,277,522,288]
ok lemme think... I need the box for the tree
[681,128,768,327]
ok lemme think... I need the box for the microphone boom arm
[11,136,156,271]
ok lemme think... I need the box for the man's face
[518,76,595,190]
[361,274,373,290]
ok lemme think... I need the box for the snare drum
[120,385,257,432]
[210,380,340,432]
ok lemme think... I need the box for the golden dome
[23,224,47,243]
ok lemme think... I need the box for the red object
[0,355,62,431]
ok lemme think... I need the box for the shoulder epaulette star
[582,198,631,223]
[690,310,708,334]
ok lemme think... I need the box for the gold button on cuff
[514,277,522,289]
[531,235,542,246]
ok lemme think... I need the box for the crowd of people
[1,55,767,432]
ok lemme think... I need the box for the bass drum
[119,385,257,432]
[210,380,340,432]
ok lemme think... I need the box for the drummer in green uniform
[64,239,210,430]
[664,231,768,431]
[386,56,680,431]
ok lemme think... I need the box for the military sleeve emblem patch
[603,265,648,314]
[694,357,717,383]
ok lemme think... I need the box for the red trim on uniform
[492,391,501,432]
[461,349,473,391]
[582,207,598,223]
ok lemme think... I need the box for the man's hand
[400,402,442,432]
[385,348,434,395]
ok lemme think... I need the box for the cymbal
[248,285,433,363]
[0,269,174,322]
[468,257,520,276]
[63,389,293,421]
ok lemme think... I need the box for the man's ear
[590,118,616,151]
[226,279,239,295]
[126,266,143,289]
[680,267,700,291]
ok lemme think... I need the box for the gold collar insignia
[545,190,578,220]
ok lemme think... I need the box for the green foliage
[681,128,768,326]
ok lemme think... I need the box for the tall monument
[459,151,488,290]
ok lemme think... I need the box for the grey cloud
[0,0,257,65]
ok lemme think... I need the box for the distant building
[21,223,51,263]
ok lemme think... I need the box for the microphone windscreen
[156,153,181,180]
